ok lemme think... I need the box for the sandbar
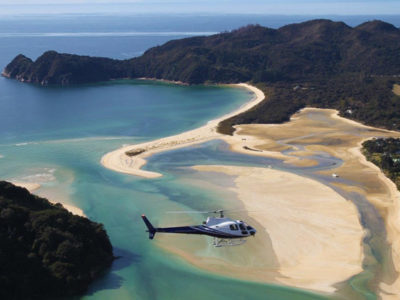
[191,165,364,293]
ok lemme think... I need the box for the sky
[1,0,400,15]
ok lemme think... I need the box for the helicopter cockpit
[205,217,256,237]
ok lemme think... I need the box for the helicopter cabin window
[239,224,246,231]
[229,224,239,230]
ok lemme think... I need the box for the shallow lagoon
[0,77,330,299]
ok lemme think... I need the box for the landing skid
[212,237,247,247]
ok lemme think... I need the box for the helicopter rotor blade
[166,209,227,214]
[166,210,210,214]
[165,208,255,216]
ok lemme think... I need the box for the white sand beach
[12,181,41,192]
[12,181,86,217]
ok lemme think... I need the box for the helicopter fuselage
[142,215,257,240]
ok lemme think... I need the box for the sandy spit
[100,83,265,178]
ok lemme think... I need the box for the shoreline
[349,141,400,298]
[136,77,189,86]
[101,83,265,178]
[12,181,86,217]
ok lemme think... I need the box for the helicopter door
[229,224,239,231]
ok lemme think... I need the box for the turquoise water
[0,78,328,299]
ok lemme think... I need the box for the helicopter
[141,209,257,247]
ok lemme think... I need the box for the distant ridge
[356,19,399,33]
[3,19,400,132]
[3,19,400,85]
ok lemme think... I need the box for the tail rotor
[141,215,156,239]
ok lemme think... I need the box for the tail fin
[142,215,156,239]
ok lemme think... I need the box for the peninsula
[3,19,400,132]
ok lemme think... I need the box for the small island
[0,181,114,299]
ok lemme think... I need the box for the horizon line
[1,12,400,16]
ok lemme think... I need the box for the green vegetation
[2,51,128,85]
[218,84,306,134]
[362,138,400,189]
[126,148,146,156]
[3,19,400,133]
[0,181,114,299]
[132,20,400,84]
[219,75,400,134]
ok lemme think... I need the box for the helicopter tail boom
[142,215,156,239]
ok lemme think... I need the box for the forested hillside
[0,181,114,299]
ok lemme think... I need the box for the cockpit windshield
[229,224,239,230]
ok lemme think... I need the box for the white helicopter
[142,209,257,247]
